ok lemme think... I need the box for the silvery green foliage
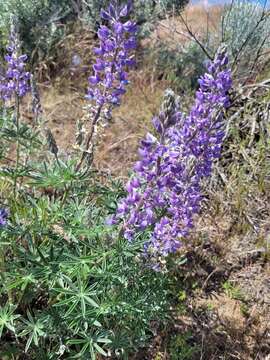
[0,0,72,63]
[0,0,188,65]
[154,0,270,90]
[131,0,189,35]
[221,0,270,79]
[150,40,208,91]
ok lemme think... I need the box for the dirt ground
[134,212,270,359]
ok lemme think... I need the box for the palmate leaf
[0,166,33,180]
[61,248,126,288]
[19,311,48,352]
[67,331,111,359]
[0,303,20,338]
[29,159,87,190]
[1,122,42,149]
[6,273,36,291]
[53,276,99,319]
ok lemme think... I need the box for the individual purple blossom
[0,208,8,227]
[86,0,137,118]
[0,24,30,101]
[114,47,232,259]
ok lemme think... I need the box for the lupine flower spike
[0,18,30,102]
[87,0,137,117]
[76,0,137,171]
[114,47,232,261]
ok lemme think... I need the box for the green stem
[0,244,13,303]
[60,184,71,209]
[76,105,102,172]
[14,94,20,197]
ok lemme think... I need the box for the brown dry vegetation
[153,4,222,44]
[133,207,270,359]
[20,4,270,359]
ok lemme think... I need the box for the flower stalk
[76,0,137,171]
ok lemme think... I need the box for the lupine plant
[0,18,31,199]
[113,48,232,262]
[0,1,234,358]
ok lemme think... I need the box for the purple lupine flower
[114,47,232,260]
[87,0,137,118]
[0,24,30,101]
[0,208,8,227]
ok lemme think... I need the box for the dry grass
[22,73,168,178]
[148,4,222,47]
[95,76,167,177]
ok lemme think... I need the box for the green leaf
[93,343,107,356]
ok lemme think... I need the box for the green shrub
[169,332,198,360]
[147,40,207,93]
[0,0,73,64]
[0,0,189,67]
[221,0,270,81]
[150,0,270,93]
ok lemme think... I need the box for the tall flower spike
[75,1,137,172]
[114,48,232,261]
[87,1,137,118]
[0,18,30,101]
